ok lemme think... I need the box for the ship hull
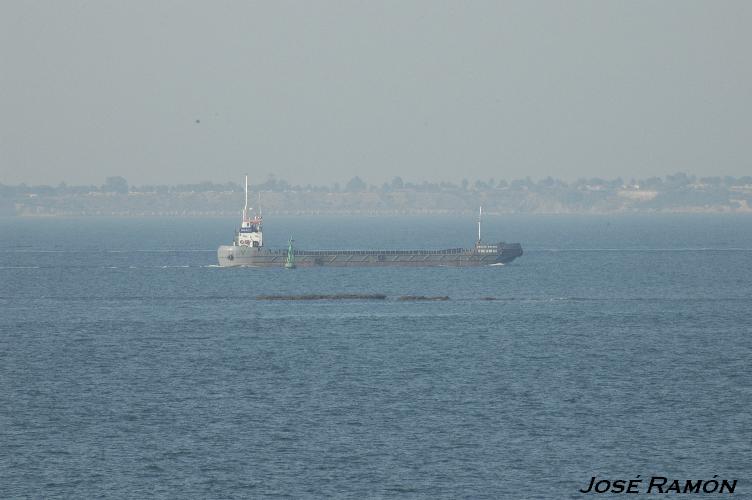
[217,244,522,268]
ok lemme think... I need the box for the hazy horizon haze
[1,1,750,186]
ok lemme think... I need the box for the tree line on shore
[2,173,751,215]
[3,172,752,196]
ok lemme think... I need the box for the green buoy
[284,237,296,269]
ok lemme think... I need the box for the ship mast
[243,174,249,222]
[477,206,482,243]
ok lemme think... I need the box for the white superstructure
[235,175,263,247]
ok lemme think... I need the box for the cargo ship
[216,177,523,268]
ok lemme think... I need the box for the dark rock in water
[481,297,497,301]
[397,295,450,301]
[256,293,387,301]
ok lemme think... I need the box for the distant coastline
[2,173,751,216]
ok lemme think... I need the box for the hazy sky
[1,1,750,186]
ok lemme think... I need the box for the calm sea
[1,214,751,499]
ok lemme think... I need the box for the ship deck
[281,248,468,256]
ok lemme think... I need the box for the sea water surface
[1,214,751,498]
